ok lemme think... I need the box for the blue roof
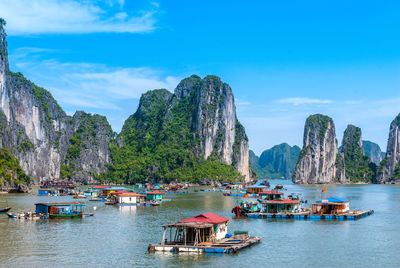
[246,185,267,188]
[104,187,131,191]
[316,196,349,203]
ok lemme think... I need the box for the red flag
[322,187,327,192]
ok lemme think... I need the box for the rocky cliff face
[179,75,251,180]
[341,125,375,183]
[292,114,347,184]
[114,75,252,183]
[0,24,113,183]
[250,144,300,179]
[363,140,385,165]
[377,114,400,183]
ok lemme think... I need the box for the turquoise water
[0,181,399,267]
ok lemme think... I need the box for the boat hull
[0,207,11,214]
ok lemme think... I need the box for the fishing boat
[7,211,44,220]
[0,207,11,214]
[232,200,260,216]
[148,212,262,253]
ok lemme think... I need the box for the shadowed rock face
[250,144,301,179]
[378,114,400,183]
[292,114,347,184]
[341,125,375,183]
[0,24,113,183]
[363,141,385,165]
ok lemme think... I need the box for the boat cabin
[146,191,165,202]
[312,197,350,215]
[261,199,300,213]
[35,202,85,216]
[160,213,229,247]
[259,191,284,200]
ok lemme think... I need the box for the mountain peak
[0,18,8,73]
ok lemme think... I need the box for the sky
[1,0,400,155]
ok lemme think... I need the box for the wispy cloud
[10,48,180,111]
[0,0,159,35]
[277,97,333,106]
[235,98,252,106]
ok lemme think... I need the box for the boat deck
[246,210,374,220]
[148,236,262,254]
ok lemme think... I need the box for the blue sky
[2,0,400,154]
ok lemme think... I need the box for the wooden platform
[148,236,262,254]
[246,210,374,220]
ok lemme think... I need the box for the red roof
[178,213,229,224]
[260,191,283,195]
[146,191,165,195]
[262,198,300,204]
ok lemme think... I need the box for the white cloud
[10,48,180,111]
[277,97,333,106]
[0,0,158,35]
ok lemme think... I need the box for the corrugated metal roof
[260,191,283,195]
[316,197,349,203]
[260,199,300,204]
[178,213,229,224]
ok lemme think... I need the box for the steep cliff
[341,125,375,183]
[377,114,400,183]
[0,22,113,184]
[292,114,346,184]
[250,144,300,179]
[363,141,385,165]
[107,75,252,183]
[60,111,113,183]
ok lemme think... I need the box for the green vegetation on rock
[101,78,243,184]
[342,125,375,182]
[0,148,31,187]
[250,143,301,179]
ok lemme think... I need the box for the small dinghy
[0,207,11,214]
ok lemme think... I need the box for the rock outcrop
[114,75,252,182]
[250,144,300,179]
[377,114,400,183]
[292,114,347,184]
[0,23,113,183]
[363,141,385,165]
[341,125,375,183]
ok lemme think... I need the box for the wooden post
[161,227,166,245]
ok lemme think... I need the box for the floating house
[102,187,131,197]
[260,199,300,213]
[259,191,284,200]
[312,197,350,215]
[35,202,92,219]
[148,212,262,253]
[113,192,145,206]
[246,185,267,195]
[146,191,165,202]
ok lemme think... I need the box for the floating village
[0,178,374,255]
